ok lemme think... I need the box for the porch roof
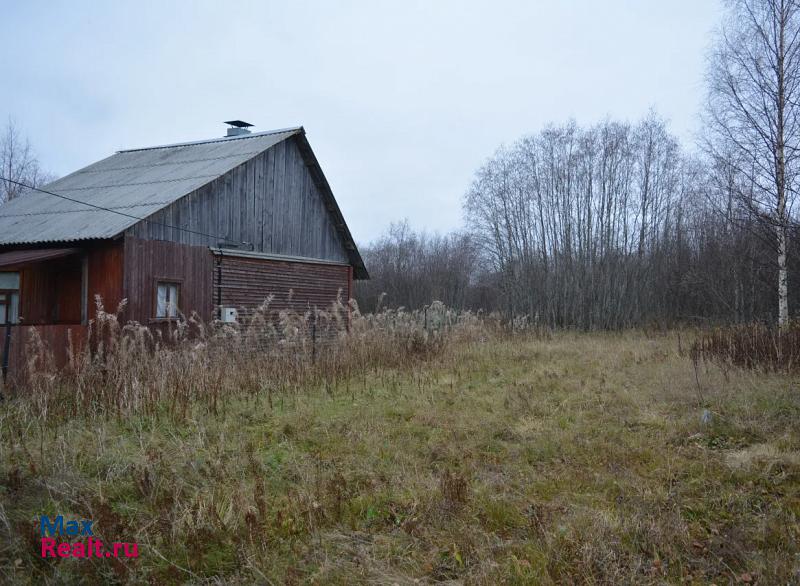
[0,247,82,269]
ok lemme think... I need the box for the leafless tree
[0,118,56,205]
[704,0,800,327]
[355,221,480,311]
[360,111,792,327]
[456,112,790,328]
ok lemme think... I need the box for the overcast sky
[1,0,722,244]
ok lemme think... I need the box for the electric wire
[0,177,251,248]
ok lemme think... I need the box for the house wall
[87,241,125,317]
[14,241,124,325]
[125,136,350,264]
[1,241,353,384]
[213,252,351,316]
[123,236,214,323]
[19,257,83,324]
[120,238,350,324]
[121,134,361,323]
[1,241,121,385]
[2,324,88,387]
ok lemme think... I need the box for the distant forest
[355,112,795,328]
[357,1,800,330]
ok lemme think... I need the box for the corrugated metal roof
[0,127,302,245]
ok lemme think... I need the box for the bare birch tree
[0,118,55,205]
[704,0,800,327]
[362,112,790,327]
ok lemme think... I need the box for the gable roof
[0,128,300,244]
[0,127,367,277]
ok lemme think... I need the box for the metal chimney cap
[224,120,254,128]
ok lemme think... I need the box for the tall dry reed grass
[692,321,800,372]
[10,297,500,420]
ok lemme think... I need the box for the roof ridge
[117,126,304,153]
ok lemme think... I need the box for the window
[0,271,20,325]
[155,282,180,319]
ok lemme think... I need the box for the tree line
[356,114,793,327]
[357,0,800,329]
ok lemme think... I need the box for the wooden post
[1,322,11,387]
[347,266,353,333]
[311,309,317,364]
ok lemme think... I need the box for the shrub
[692,321,800,373]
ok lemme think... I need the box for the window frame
[152,278,183,321]
[0,271,21,325]
[0,290,20,325]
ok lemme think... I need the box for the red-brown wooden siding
[123,236,214,323]
[214,254,351,316]
[11,241,123,326]
[2,240,354,383]
[88,241,124,317]
[1,241,122,381]
[19,257,83,324]
[2,324,87,386]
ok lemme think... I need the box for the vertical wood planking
[123,236,213,323]
[126,136,350,263]
[4,324,88,383]
[87,240,124,318]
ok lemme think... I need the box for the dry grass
[0,319,799,584]
[10,297,491,420]
[692,321,800,373]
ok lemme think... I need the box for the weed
[0,327,798,583]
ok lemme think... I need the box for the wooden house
[0,123,367,380]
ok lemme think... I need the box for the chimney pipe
[223,120,254,137]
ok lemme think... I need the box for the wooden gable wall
[125,135,349,263]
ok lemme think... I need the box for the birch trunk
[778,221,789,327]
[777,0,790,329]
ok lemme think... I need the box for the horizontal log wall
[214,253,350,317]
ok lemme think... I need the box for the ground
[1,332,799,584]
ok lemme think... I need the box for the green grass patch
[1,332,799,584]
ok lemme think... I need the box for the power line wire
[0,177,251,248]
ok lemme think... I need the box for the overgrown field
[1,329,799,584]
